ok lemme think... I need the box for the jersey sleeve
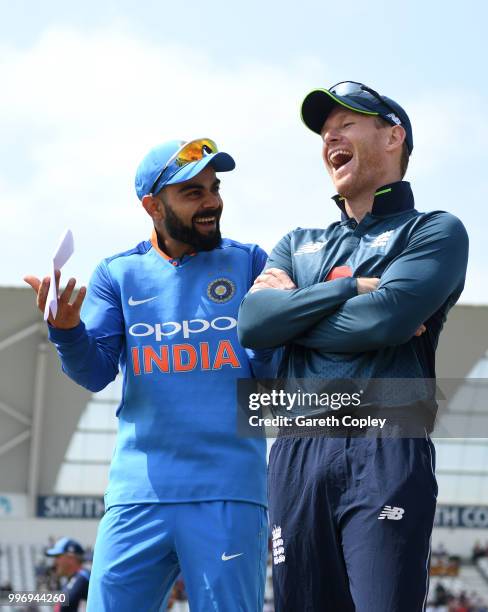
[238,234,357,349]
[294,213,469,352]
[244,244,284,376]
[251,244,269,281]
[48,260,124,392]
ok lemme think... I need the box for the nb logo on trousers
[378,505,405,520]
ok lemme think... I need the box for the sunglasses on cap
[329,81,403,126]
[150,138,218,194]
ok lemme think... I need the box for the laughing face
[158,165,223,251]
[321,107,391,199]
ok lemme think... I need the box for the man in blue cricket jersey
[25,138,277,612]
[238,82,469,611]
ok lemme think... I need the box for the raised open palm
[24,269,86,329]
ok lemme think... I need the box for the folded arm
[238,233,358,349]
[295,213,469,352]
[242,245,287,372]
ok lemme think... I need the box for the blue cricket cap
[45,537,85,557]
[301,81,413,153]
[135,139,236,200]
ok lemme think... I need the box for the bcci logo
[207,278,236,304]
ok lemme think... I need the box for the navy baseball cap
[135,138,236,200]
[301,81,413,153]
[45,537,85,557]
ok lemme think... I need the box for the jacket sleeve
[238,233,358,349]
[294,213,469,352]
[48,260,124,392]
[244,245,283,374]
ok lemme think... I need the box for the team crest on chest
[207,278,236,303]
[369,230,394,248]
[294,240,328,256]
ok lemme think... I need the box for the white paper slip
[43,229,75,321]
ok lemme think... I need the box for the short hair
[374,117,410,178]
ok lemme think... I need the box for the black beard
[161,201,222,252]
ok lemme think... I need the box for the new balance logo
[386,113,401,125]
[294,241,327,256]
[369,230,394,248]
[378,505,405,520]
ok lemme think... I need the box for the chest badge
[294,240,328,256]
[370,230,394,248]
[207,278,236,303]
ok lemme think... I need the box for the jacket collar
[332,181,414,221]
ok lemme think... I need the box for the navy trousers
[268,435,437,612]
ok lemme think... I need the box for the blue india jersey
[49,233,277,508]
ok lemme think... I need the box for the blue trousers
[268,435,437,612]
[87,501,268,612]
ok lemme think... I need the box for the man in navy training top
[45,537,90,612]
[238,82,469,611]
[25,138,277,612]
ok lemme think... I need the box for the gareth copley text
[249,414,387,429]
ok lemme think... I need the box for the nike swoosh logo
[221,552,244,561]
[128,296,158,306]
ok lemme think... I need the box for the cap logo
[386,113,401,125]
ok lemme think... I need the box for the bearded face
[161,198,222,252]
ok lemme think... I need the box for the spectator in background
[472,541,485,563]
[0,581,13,594]
[45,537,90,611]
[433,542,447,557]
[455,591,469,612]
[435,582,448,606]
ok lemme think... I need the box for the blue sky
[1,0,486,303]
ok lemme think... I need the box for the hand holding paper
[44,229,75,321]
[24,229,86,329]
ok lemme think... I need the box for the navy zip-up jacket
[238,181,468,387]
